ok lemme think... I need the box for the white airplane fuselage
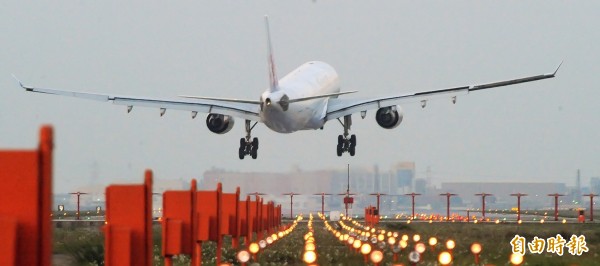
[260,61,340,133]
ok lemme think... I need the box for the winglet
[552,60,563,76]
[11,74,33,91]
[265,15,279,92]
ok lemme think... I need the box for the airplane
[13,16,560,160]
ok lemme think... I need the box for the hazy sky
[2,1,598,193]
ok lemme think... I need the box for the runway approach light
[248,243,260,254]
[303,250,317,264]
[446,239,456,250]
[415,242,426,254]
[370,250,384,264]
[438,251,453,265]
[429,237,438,246]
[360,243,372,255]
[236,250,250,263]
[413,234,421,242]
[510,253,524,265]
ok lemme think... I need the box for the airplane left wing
[325,63,561,121]
[12,76,261,121]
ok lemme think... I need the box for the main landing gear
[239,120,259,160]
[336,115,356,157]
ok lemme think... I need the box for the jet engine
[375,105,403,129]
[206,113,235,134]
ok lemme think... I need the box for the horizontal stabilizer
[178,95,261,104]
[286,91,358,103]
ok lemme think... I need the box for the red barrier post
[222,187,240,248]
[195,183,222,264]
[162,179,195,265]
[104,170,153,266]
[238,197,248,246]
[258,197,264,239]
[248,197,257,242]
[0,125,53,266]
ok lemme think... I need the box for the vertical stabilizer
[265,16,279,92]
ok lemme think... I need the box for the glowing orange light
[303,251,317,264]
[353,239,362,249]
[413,234,421,242]
[470,242,482,254]
[360,243,372,255]
[429,237,438,246]
[446,239,456,250]
[248,243,260,254]
[388,236,396,245]
[438,251,453,265]
[236,250,250,263]
[370,250,384,263]
[415,242,426,253]
[510,253,524,265]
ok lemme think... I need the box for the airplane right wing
[12,76,261,121]
[325,63,561,121]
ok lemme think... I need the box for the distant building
[414,178,427,194]
[391,162,415,194]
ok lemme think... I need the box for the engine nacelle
[375,105,403,129]
[206,113,235,134]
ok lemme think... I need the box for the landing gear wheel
[238,147,245,160]
[350,135,357,147]
[337,144,343,157]
[253,137,259,149]
[251,147,258,159]
[240,138,246,147]
[338,135,344,146]
[349,145,356,156]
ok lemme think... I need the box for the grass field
[53,218,600,265]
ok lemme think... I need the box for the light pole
[548,193,565,221]
[283,192,300,219]
[313,193,332,215]
[405,193,421,219]
[439,193,457,221]
[583,193,598,221]
[340,164,354,217]
[475,193,493,220]
[510,193,528,222]
[69,191,89,220]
